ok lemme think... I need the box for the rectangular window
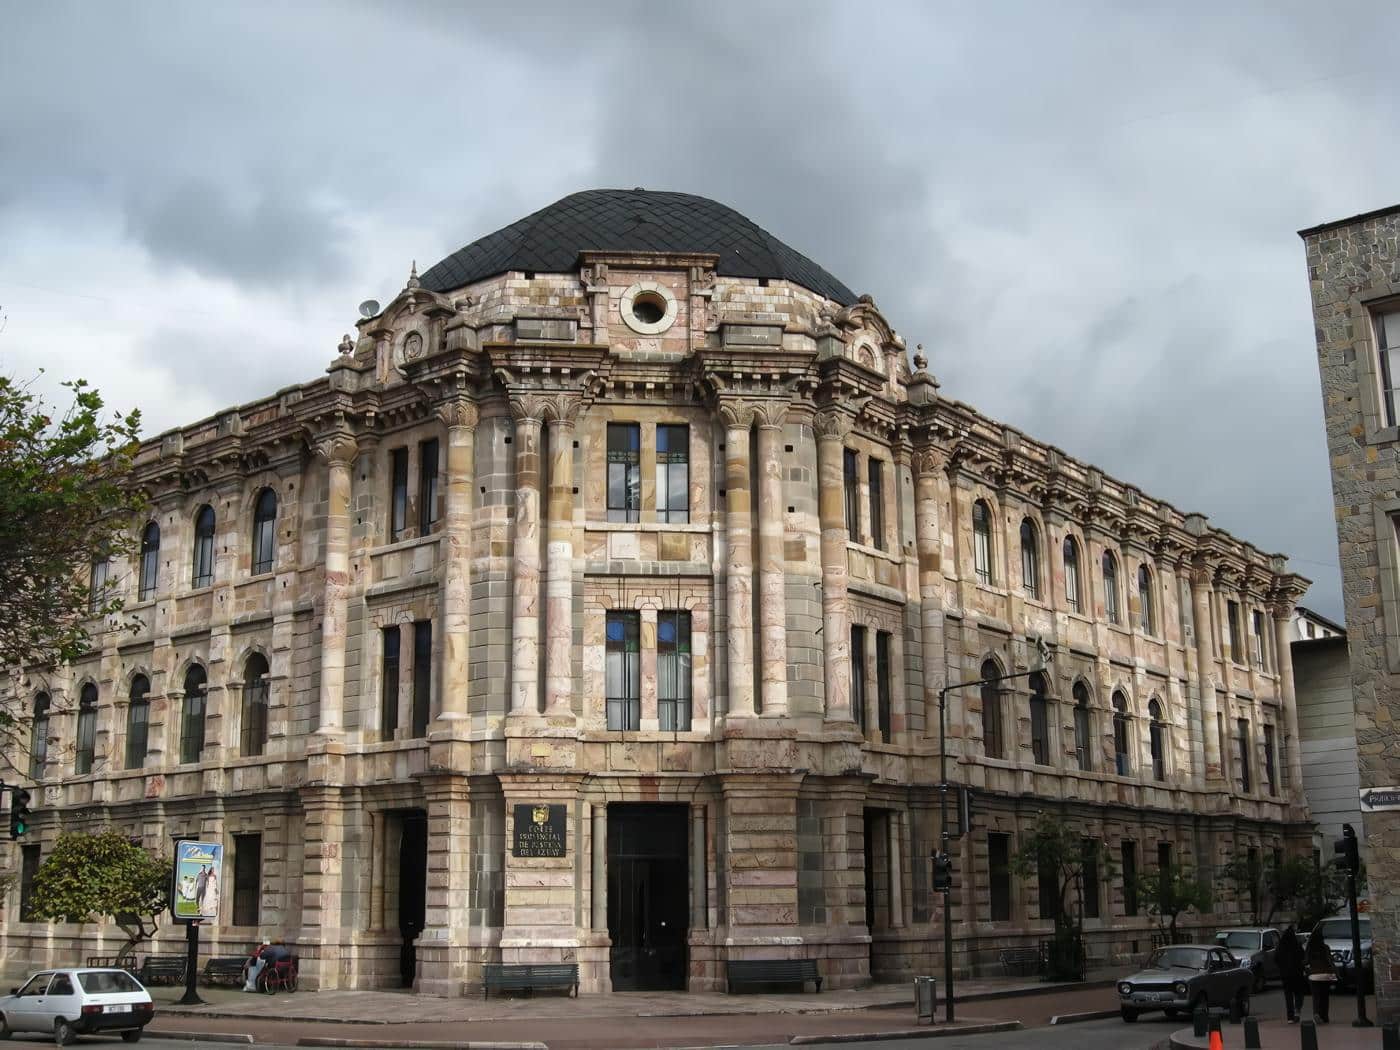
[89,559,109,614]
[1121,841,1139,916]
[850,624,867,732]
[1237,717,1252,792]
[418,438,439,534]
[658,610,692,731]
[607,423,641,523]
[1038,855,1060,922]
[381,626,400,739]
[1031,693,1049,765]
[1074,701,1093,771]
[1377,307,1400,428]
[868,459,885,550]
[1082,839,1101,919]
[655,425,690,524]
[232,833,261,927]
[988,833,1011,922]
[1227,600,1242,663]
[1251,609,1266,669]
[390,447,409,540]
[875,630,892,741]
[1246,846,1260,918]
[19,845,40,921]
[606,611,641,730]
[126,697,149,771]
[1263,723,1278,795]
[412,620,432,737]
[843,448,859,537]
[1157,841,1173,911]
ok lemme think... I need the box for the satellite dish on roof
[358,299,380,319]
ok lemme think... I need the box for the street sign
[1358,787,1400,812]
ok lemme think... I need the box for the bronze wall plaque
[512,803,567,858]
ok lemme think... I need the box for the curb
[1168,1027,1207,1050]
[297,1041,546,1050]
[149,1032,255,1044]
[1050,1008,1121,1024]
[788,1021,1022,1044]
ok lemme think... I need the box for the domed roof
[418,188,857,305]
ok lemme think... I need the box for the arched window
[972,500,994,586]
[1112,691,1131,776]
[1138,564,1156,635]
[1063,536,1082,613]
[1072,682,1093,772]
[251,488,277,575]
[138,521,160,600]
[1148,698,1166,781]
[180,665,207,765]
[75,683,97,775]
[192,505,216,588]
[241,653,270,756]
[126,675,150,770]
[1029,671,1049,765]
[1020,518,1041,600]
[1102,551,1120,624]
[30,693,51,778]
[980,659,1004,759]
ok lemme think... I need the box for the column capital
[311,430,359,468]
[813,406,855,441]
[508,391,584,424]
[912,444,949,479]
[434,397,479,433]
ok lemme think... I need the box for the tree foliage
[1220,852,1354,929]
[1135,865,1213,942]
[0,373,143,767]
[27,829,169,963]
[1011,811,1116,979]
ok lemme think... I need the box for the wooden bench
[725,958,822,994]
[998,946,1043,977]
[482,963,579,999]
[139,954,187,985]
[202,957,248,986]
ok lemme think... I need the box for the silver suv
[1213,927,1280,992]
[1311,915,1373,991]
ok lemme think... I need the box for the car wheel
[1234,989,1251,1022]
[0,1013,11,1040]
[54,1018,76,1046]
[121,1028,143,1043]
[1163,1009,1181,1020]
[1120,1006,1139,1023]
[1191,993,1209,1019]
[1253,970,1266,994]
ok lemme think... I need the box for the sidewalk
[1167,997,1393,1050]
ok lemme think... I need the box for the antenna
[358,299,380,319]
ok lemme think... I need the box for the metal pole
[940,684,953,1023]
[1350,866,1371,1027]
[176,921,204,1006]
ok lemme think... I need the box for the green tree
[1012,811,1116,980]
[0,373,142,770]
[1136,865,1212,943]
[27,830,169,964]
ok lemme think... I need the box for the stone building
[1,190,1313,994]
[1301,203,1400,1018]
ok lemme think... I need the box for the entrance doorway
[608,804,689,991]
[396,812,428,988]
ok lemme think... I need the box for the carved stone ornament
[403,331,424,361]
[338,334,354,356]
[812,408,854,441]
[715,398,760,430]
[435,398,480,432]
[507,391,583,425]
[913,446,948,478]
[313,431,359,468]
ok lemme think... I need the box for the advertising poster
[172,840,223,922]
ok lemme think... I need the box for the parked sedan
[0,968,154,1044]
[1117,945,1254,1022]
[1213,927,1280,991]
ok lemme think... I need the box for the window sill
[590,520,706,533]
[246,571,276,583]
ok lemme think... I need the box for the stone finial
[913,343,928,372]
[406,260,420,291]
[338,334,354,356]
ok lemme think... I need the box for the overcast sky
[3,1,1396,621]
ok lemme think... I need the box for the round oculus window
[620,282,677,335]
[631,292,666,326]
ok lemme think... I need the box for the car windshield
[1315,919,1371,940]
[77,970,142,994]
[1149,947,1208,970]
[1217,932,1261,950]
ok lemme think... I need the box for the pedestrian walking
[1276,926,1306,1023]
[1306,927,1338,1023]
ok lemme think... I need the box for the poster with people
[172,840,223,922]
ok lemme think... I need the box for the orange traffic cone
[1209,1027,1224,1050]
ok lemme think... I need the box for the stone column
[888,812,905,928]
[690,804,708,929]
[314,432,358,737]
[815,410,855,723]
[545,408,579,717]
[1272,605,1306,796]
[755,409,789,717]
[913,446,948,738]
[889,628,907,742]
[508,399,544,715]
[1190,562,1224,784]
[720,402,756,719]
[298,785,349,989]
[590,805,607,931]
[417,773,474,997]
[435,399,477,729]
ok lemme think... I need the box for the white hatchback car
[0,968,154,1044]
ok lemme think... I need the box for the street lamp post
[935,638,1050,1024]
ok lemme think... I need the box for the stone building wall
[0,237,1313,994]
[1301,205,1400,1019]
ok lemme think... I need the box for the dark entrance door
[397,812,428,988]
[608,804,689,991]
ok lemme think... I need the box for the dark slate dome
[419,188,857,305]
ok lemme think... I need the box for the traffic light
[1334,823,1360,875]
[8,788,31,840]
[933,851,954,892]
